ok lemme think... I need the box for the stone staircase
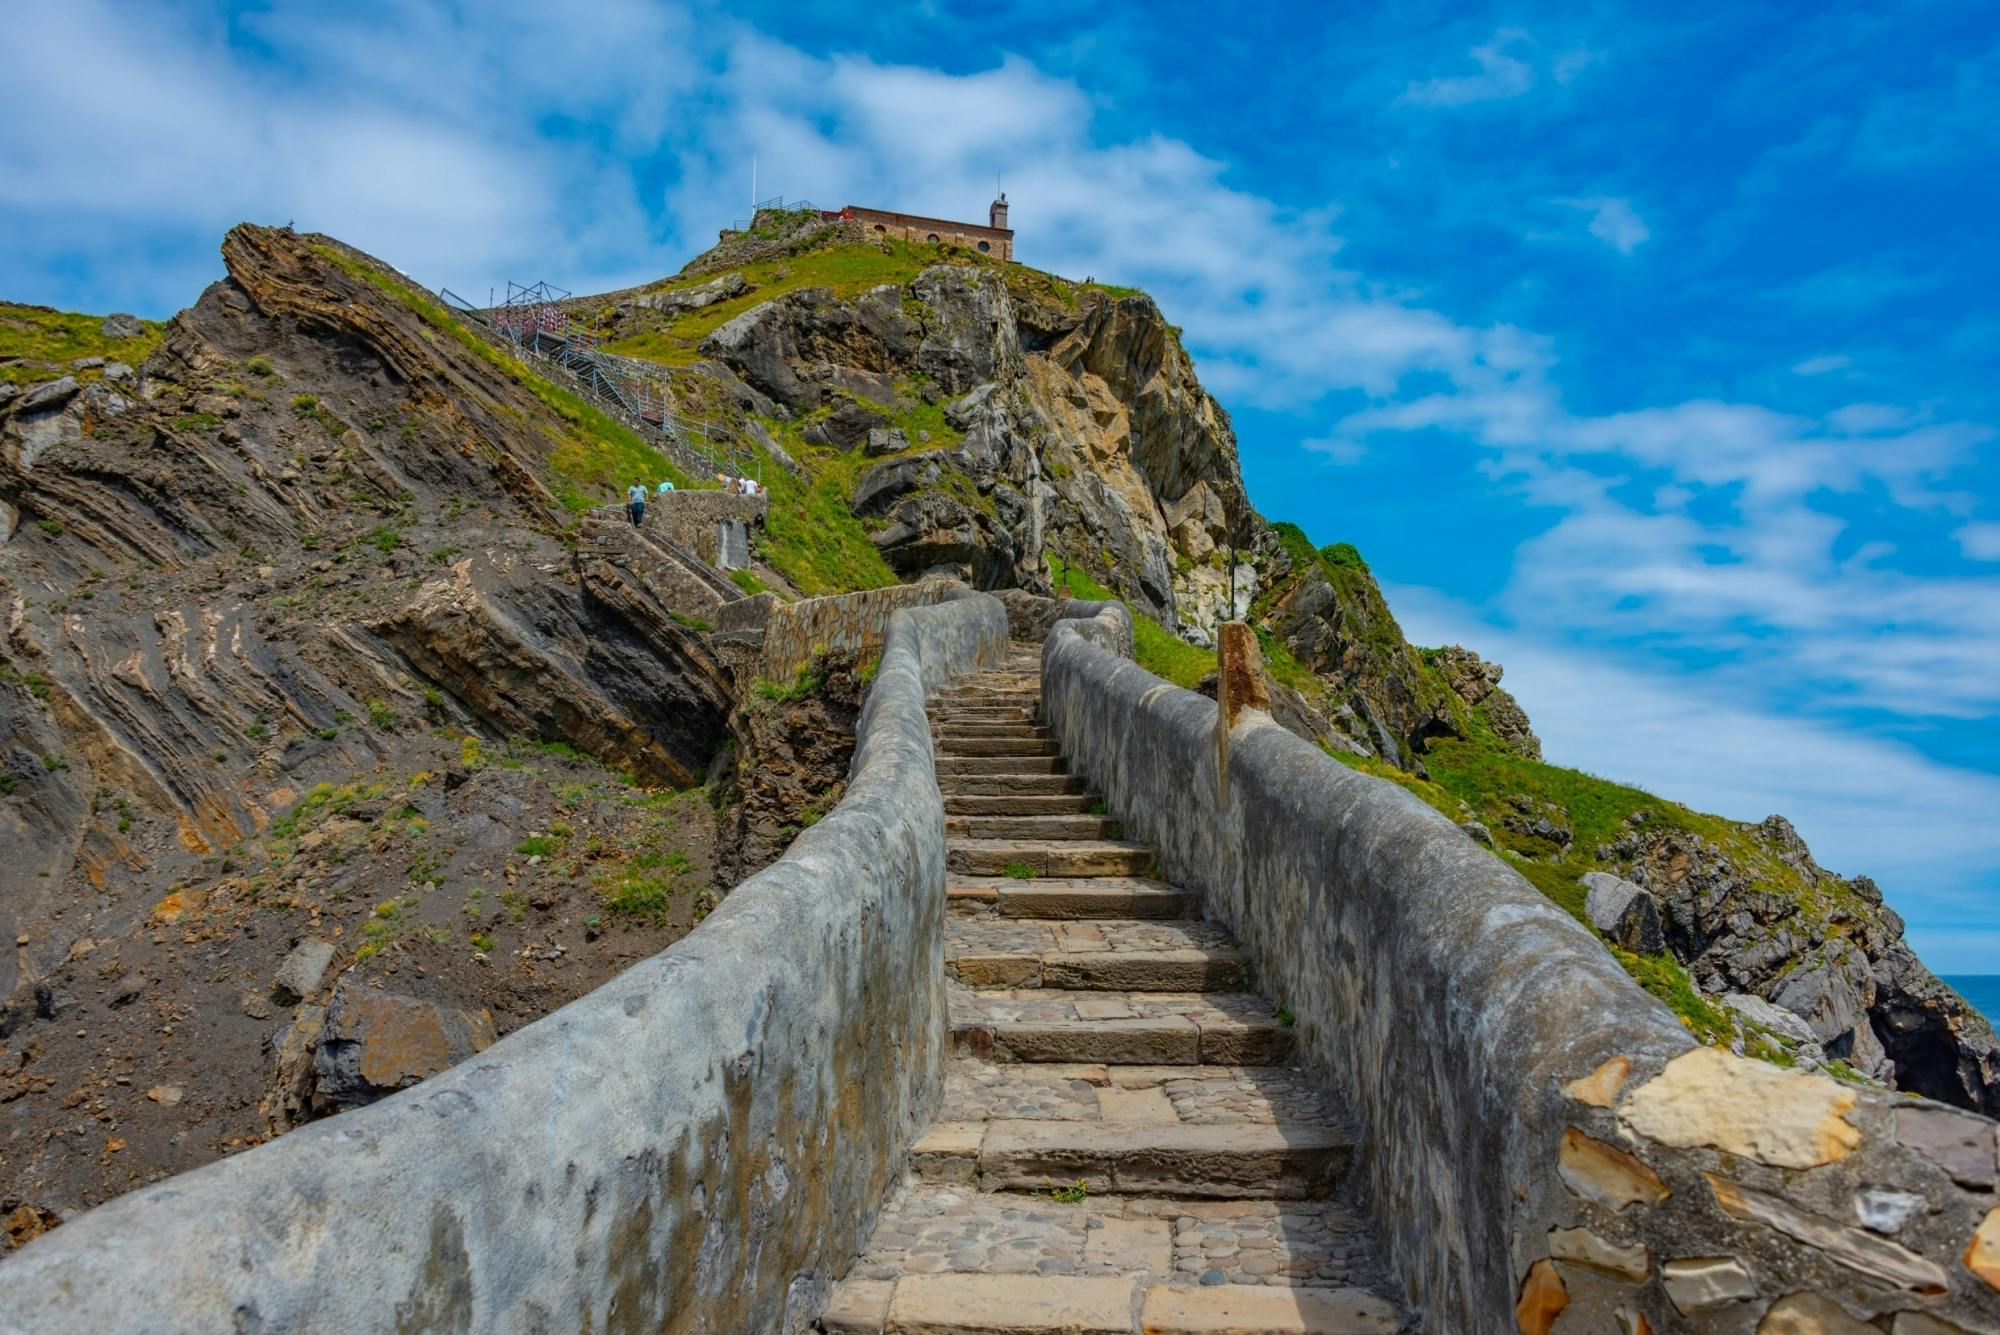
[819,646,1409,1334]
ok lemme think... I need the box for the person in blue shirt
[626,480,648,527]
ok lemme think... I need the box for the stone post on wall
[1213,622,1272,801]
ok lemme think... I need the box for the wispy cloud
[1301,437,1366,465]
[1399,29,1536,106]
[1558,196,1650,253]
[1397,28,1598,107]
[1792,353,1853,376]
[1958,523,2000,562]
[1387,583,2000,971]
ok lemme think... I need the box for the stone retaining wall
[653,489,768,566]
[0,592,1009,1333]
[1043,609,2000,1334]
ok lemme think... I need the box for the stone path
[819,646,1409,1334]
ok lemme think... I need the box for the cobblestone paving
[942,1063,1105,1121]
[950,987,1276,1025]
[1161,1069,1346,1127]
[946,919,1236,956]
[1161,1200,1390,1290]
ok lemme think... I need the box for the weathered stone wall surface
[753,577,967,683]
[653,488,768,565]
[1043,610,2000,1334]
[0,592,1009,1333]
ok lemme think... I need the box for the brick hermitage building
[830,196,1014,260]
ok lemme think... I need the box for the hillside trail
[818,643,1411,1333]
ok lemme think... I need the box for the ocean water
[1944,976,2000,1028]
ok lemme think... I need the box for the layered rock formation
[0,226,735,1220]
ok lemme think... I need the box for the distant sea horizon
[1944,976,2000,1029]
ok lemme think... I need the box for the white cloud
[1398,29,1599,108]
[1387,584,2000,972]
[1957,523,2000,562]
[1301,437,1366,465]
[1792,353,1853,376]
[1557,196,1650,254]
[1399,29,1537,107]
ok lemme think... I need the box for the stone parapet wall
[0,593,1009,1332]
[752,578,968,683]
[654,489,767,566]
[1042,610,2000,1334]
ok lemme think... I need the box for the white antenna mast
[751,156,758,213]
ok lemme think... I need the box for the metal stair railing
[434,285,762,487]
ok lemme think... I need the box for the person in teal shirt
[626,481,647,526]
[656,479,675,498]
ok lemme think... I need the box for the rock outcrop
[1597,812,2000,1113]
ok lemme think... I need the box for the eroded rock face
[714,652,866,887]
[1430,644,1541,759]
[1598,812,2000,1112]
[0,224,738,1209]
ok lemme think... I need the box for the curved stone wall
[0,591,1008,1333]
[1042,611,2000,1334]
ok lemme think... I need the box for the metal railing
[727,197,824,233]
[435,284,760,488]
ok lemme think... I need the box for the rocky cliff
[568,208,1997,1115]
[0,227,736,1225]
[4,211,1994,1236]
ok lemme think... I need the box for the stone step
[913,1119,1351,1200]
[928,711,1042,728]
[951,990,1293,1067]
[953,1018,1292,1067]
[940,774,1088,797]
[947,878,1192,919]
[934,722,1053,739]
[933,688,1040,703]
[945,814,1118,841]
[936,1061,1348,1131]
[823,1275,1400,1335]
[936,737,1062,758]
[949,839,1154,878]
[949,948,1247,992]
[821,1183,1401,1333]
[944,794,1101,816]
[936,756,1068,777]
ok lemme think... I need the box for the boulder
[16,376,79,414]
[99,313,145,339]
[1721,991,1820,1047]
[272,937,336,1003]
[1581,872,1666,954]
[864,425,909,456]
[313,981,496,1112]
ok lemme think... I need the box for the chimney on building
[989,193,1010,231]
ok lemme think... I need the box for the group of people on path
[622,471,763,526]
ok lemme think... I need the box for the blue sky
[7,0,1998,970]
